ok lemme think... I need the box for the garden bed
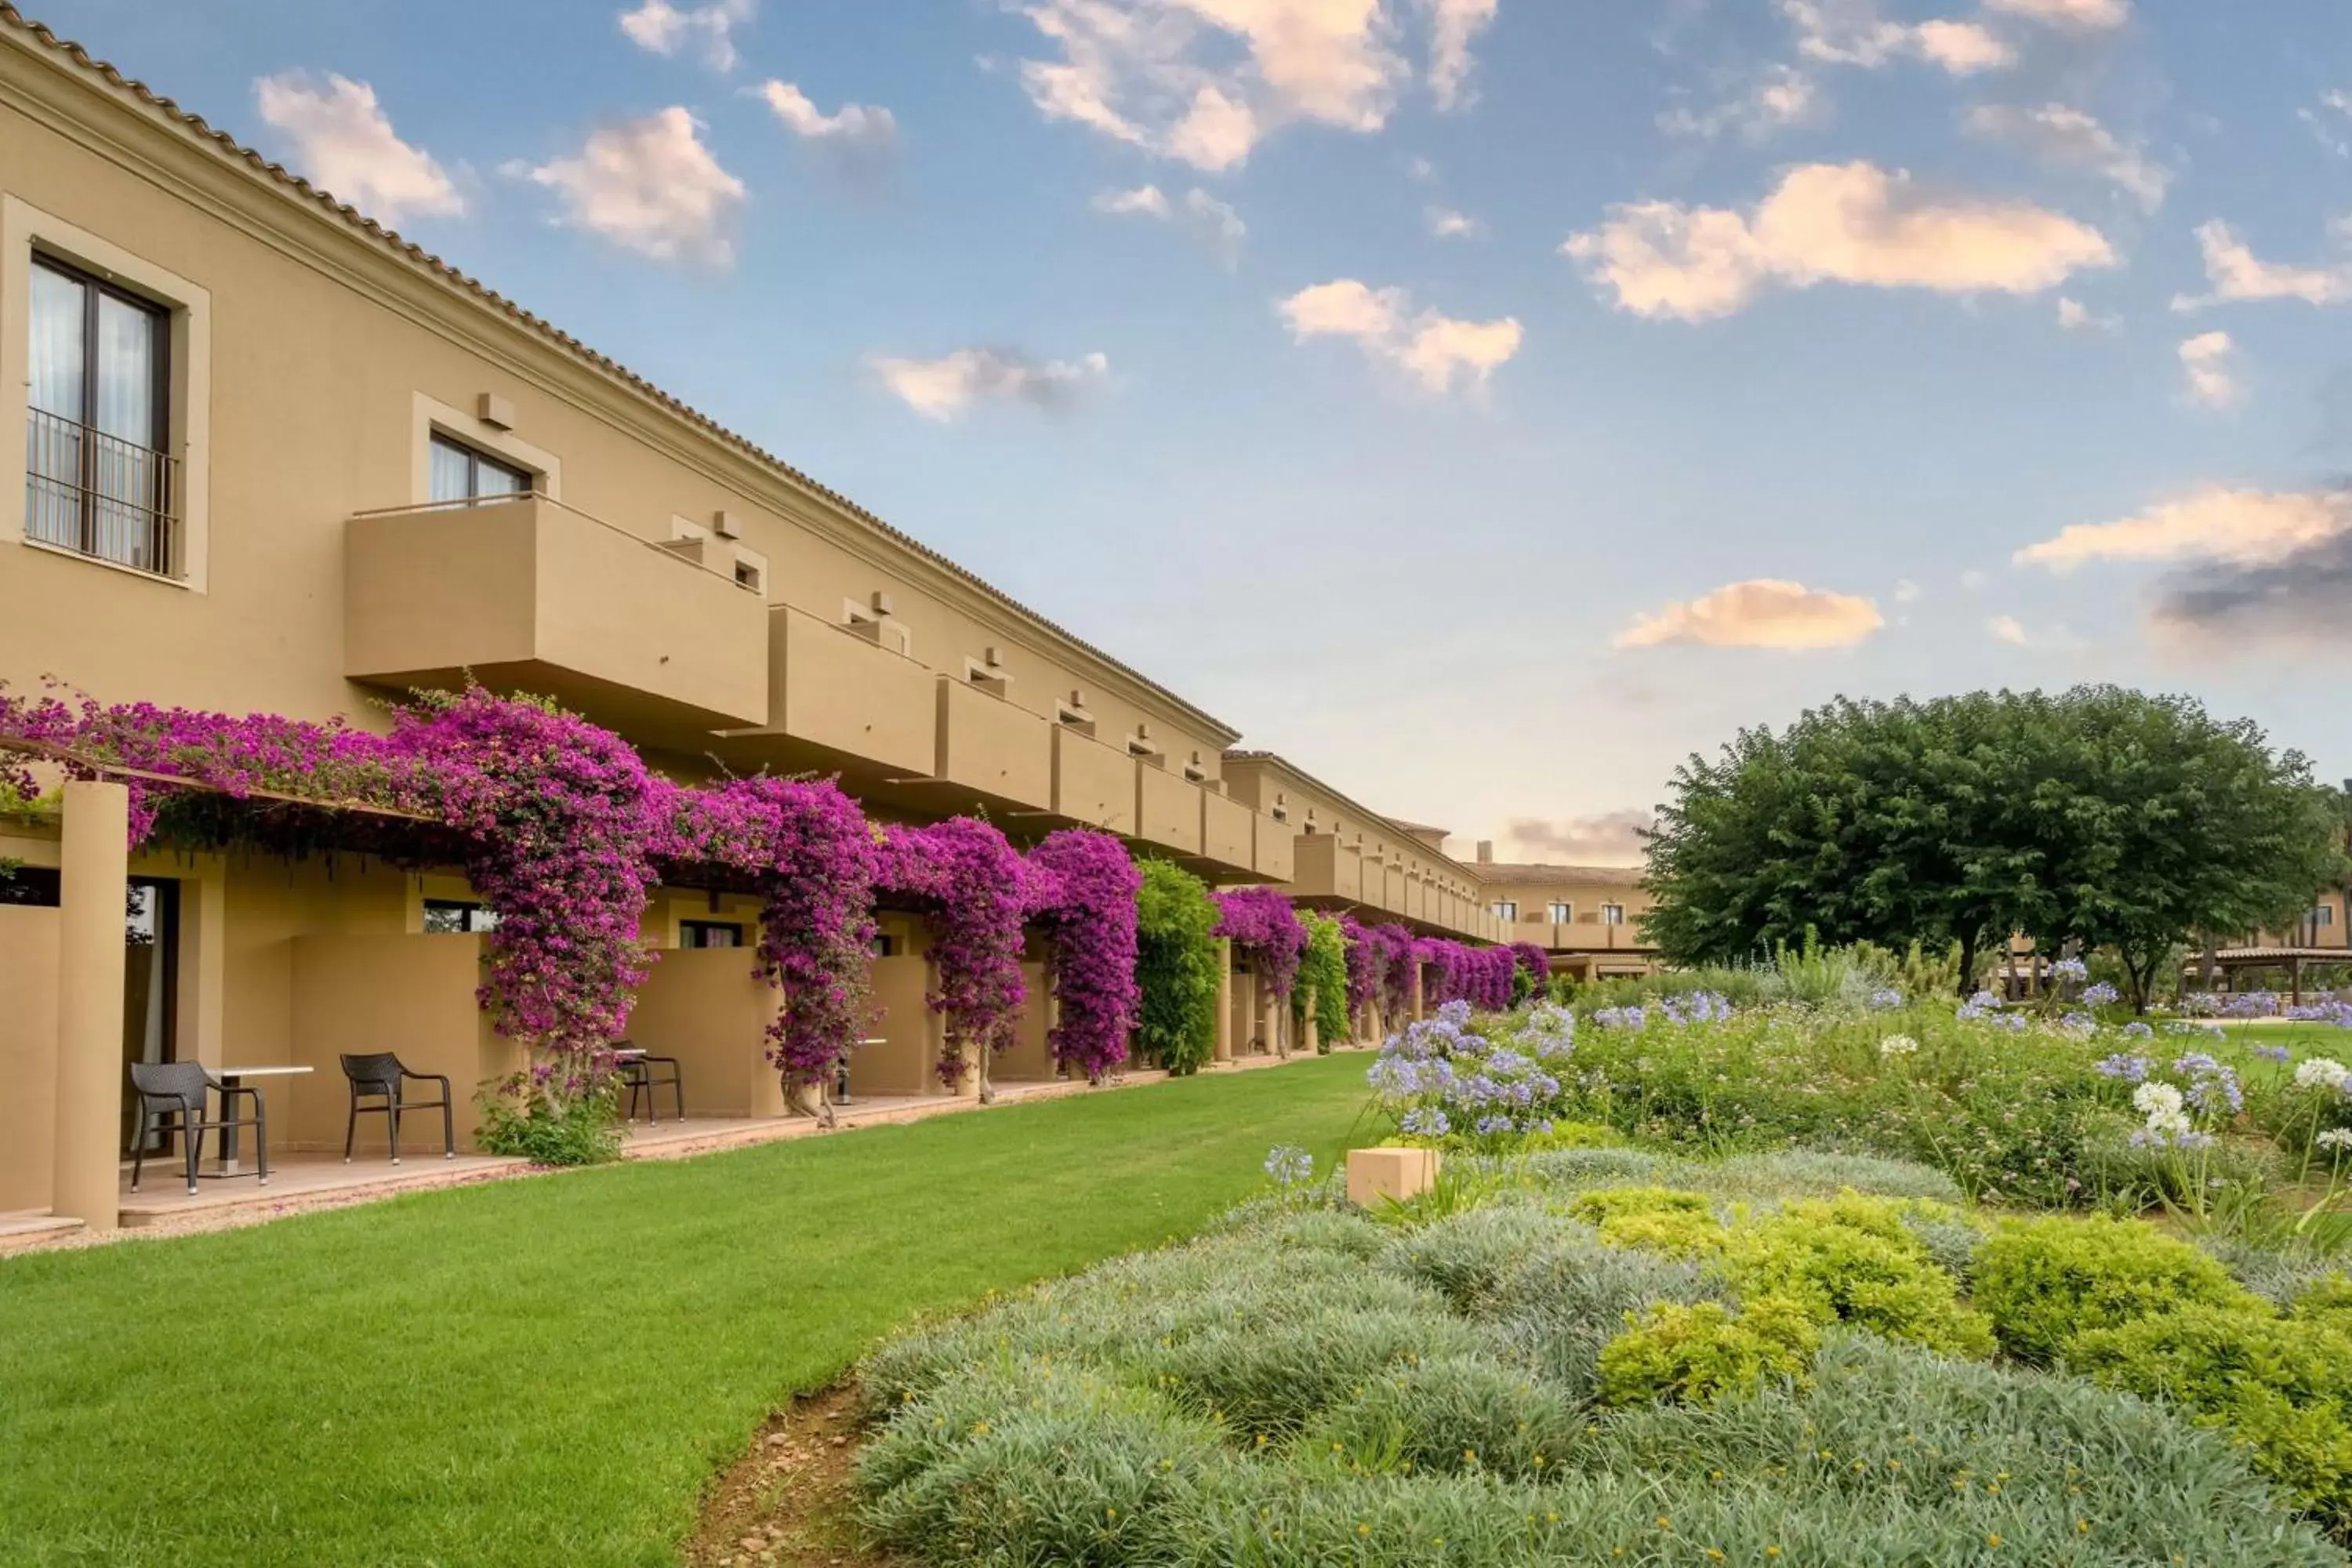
[848,1145,2349,1565]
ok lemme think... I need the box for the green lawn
[0,1057,1375,1567]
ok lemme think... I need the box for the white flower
[2143,1107,2192,1138]
[2296,1058,2352,1092]
[2132,1082,2185,1118]
[2318,1127,2352,1152]
[1878,1034,1920,1058]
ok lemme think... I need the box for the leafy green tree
[2013,687,2340,1009]
[1645,687,2339,1006]
[1134,860,1221,1074]
[1292,910,1348,1053]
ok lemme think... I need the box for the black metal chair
[617,1046,686,1124]
[339,1052,454,1164]
[129,1061,267,1196]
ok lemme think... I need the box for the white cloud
[1893,578,1923,603]
[757,82,898,147]
[869,347,1111,420]
[1405,154,1437,182]
[2303,94,2350,160]
[755,81,898,180]
[1965,103,2168,212]
[1563,161,2114,321]
[2172,220,2352,310]
[1426,205,1483,238]
[1959,568,1990,589]
[2014,487,2351,571]
[1419,0,1499,110]
[1984,0,2129,30]
[2055,295,2119,331]
[1616,578,1884,649]
[1094,183,1174,217]
[1987,614,2031,645]
[1279,278,1523,395]
[619,0,754,71]
[2177,330,2242,408]
[252,72,463,224]
[1986,614,2083,649]
[1093,183,1246,262]
[521,108,745,265]
[1912,20,2016,74]
[1010,0,1408,169]
[1783,1,2016,75]
[1658,64,1821,143]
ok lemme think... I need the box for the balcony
[742,605,937,777]
[1251,818,1308,888]
[1135,766,1203,855]
[24,408,183,579]
[1051,728,1137,834]
[1201,790,1253,872]
[345,495,768,737]
[1288,833,1348,899]
[935,677,1051,811]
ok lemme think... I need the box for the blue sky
[31,0,2352,863]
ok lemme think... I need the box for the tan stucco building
[0,9,1587,1231]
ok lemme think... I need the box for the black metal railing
[24,406,182,578]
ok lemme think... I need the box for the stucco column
[177,860,227,1071]
[1261,985,1283,1060]
[1410,960,1426,1022]
[1303,989,1320,1055]
[53,780,128,1230]
[1214,938,1233,1064]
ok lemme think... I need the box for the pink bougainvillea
[389,689,657,1057]
[1511,942,1552,1000]
[1340,915,1378,1025]
[1025,829,1142,1083]
[1416,937,1516,1014]
[1366,921,1418,1020]
[652,774,879,1091]
[878,816,1033,1088]
[5,681,1152,1109]
[1212,884,1308,1001]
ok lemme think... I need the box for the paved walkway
[0,1047,1357,1254]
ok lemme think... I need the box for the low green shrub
[2067,1303,2352,1530]
[1720,1196,1996,1359]
[1377,1200,1566,1309]
[1972,1214,2259,1365]
[1307,1351,1584,1478]
[2291,1274,2352,1330]
[1596,1296,1819,1406]
[1562,1185,1728,1257]
[474,1080,621,1166]
[1475,1230,1726,1401]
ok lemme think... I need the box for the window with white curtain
[1602,903,1625,926]
[429,432,530,503]
[26,255,173,574]
[1548,902,1573,924]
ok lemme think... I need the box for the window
[0,866,62,907]
[2316,906,2336,927]
[1490,901,1518,922]
[428,433,529,503]
[681,920,743,949]
[872,933,898,958]
[423,898,499,935]
[26,256,176,575]
[1548,902,1573,924]
[1601,903,1625,927]
[733,560,762,592]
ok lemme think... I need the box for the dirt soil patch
[684,1385,901,1568]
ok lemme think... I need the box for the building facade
[1466,844,1662,980]
[0,9,1574,1227]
